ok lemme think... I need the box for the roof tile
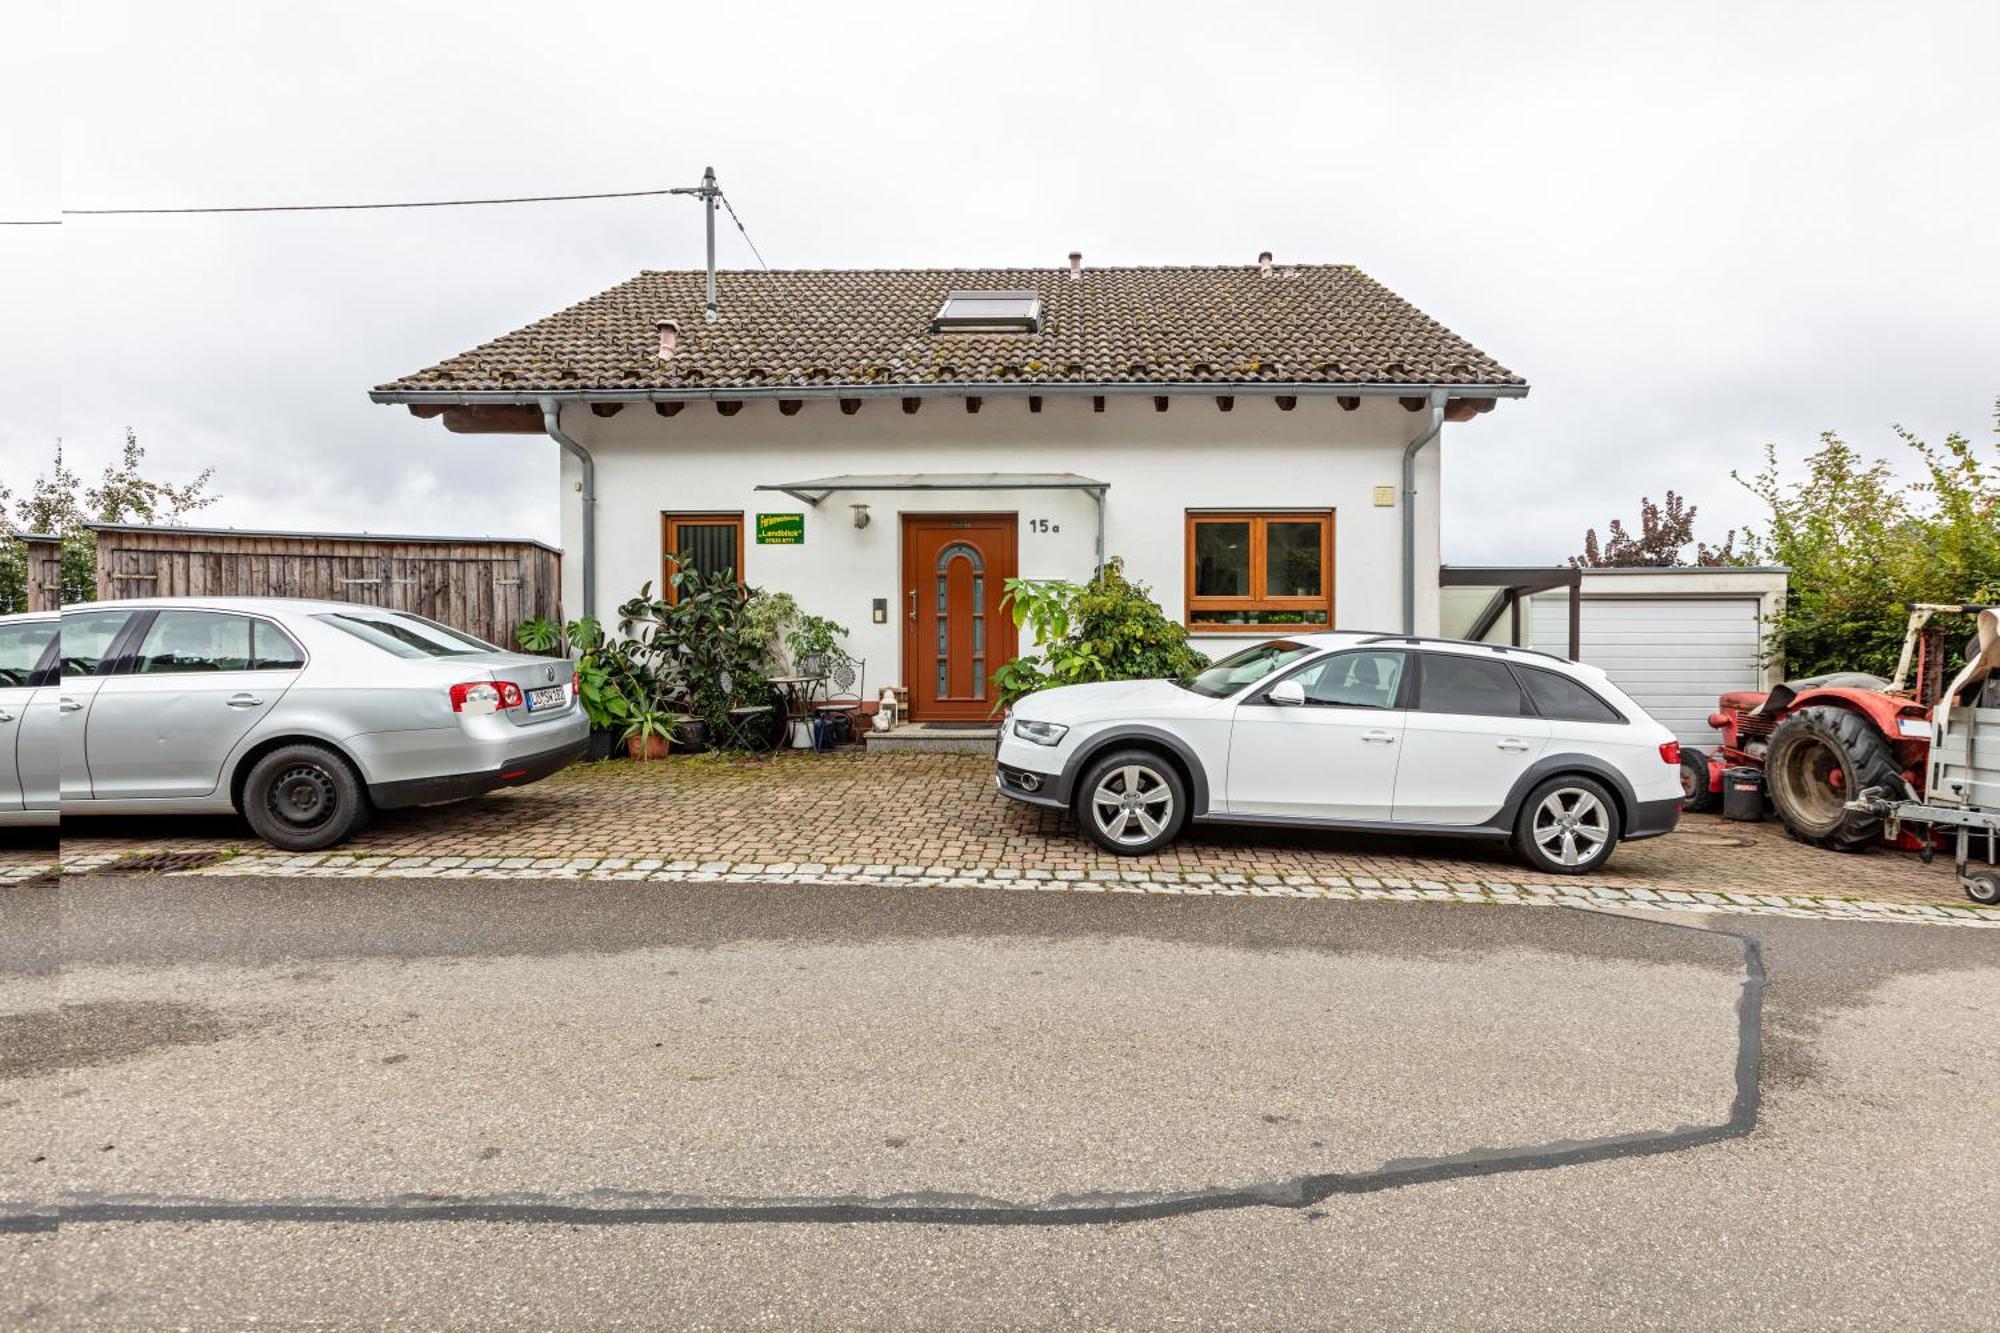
[376,265,1524,394]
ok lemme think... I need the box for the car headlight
[1011,717,1070,747]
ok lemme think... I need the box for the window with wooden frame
[1185,511,1334,630]
[660,513,744,600]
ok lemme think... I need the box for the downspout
[1090,486,1106,577]
[537,396,596,620]
[1400,390,1447,634]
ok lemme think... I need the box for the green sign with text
[756,512,805,545]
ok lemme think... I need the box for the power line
[59,185,686,216]
[719,193,774,273]
[0,220,61,226]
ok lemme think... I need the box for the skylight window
[931,290,1042,334]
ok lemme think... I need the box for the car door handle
[1497,739,1532,752]
[226,694,266,709]
[0,709,12,723]
[1361,729,1398,744]
[58,697,84,714]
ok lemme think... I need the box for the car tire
[1074,748,1188,857]
[241,743,371,851]
[1512,774,1622,876]
[1678,745,1716,813]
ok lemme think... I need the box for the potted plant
[621,701,687,761]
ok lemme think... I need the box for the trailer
[1845,608,2000,905]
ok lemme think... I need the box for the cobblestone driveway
[24,751,1976,908]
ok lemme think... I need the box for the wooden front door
[902,514,1018,722]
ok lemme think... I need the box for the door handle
[226,694,266,709]
[908,589,917,622]
[58,697,84,714]
[1497,739,1531,752]
[0,710,12,723]
[1361,729,1397,744]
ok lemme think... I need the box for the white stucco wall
[554,394,1446,674]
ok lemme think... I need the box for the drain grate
[94,851,223,877]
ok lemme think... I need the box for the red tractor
[1683,605,1999,867]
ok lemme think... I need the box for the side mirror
[1266,679,1306,707]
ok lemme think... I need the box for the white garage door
[1530,596,1762,743]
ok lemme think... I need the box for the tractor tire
[1678,745,1717,813]
[1764,705,1901,853]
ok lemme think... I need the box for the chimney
[656,319,680,362]
[1068,250,1083,281]
[1257,250,1274,278]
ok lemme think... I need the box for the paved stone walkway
[26,845,1993,929]
[13,752,1988,923]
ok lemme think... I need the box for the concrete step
[864,723,1000,755]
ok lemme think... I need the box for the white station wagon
[996,634,1683,874]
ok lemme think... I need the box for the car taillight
[572,671,582,695]
[450,680,524,714]
[1659,740,1681,765]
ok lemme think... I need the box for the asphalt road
[2,875,1994,1329]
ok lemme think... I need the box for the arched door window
[935,541,986,699]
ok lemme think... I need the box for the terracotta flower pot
[625,733,672,761]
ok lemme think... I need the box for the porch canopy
[754,472,1108,507]
[758,473,1110,569]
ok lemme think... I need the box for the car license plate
[526,685,566,712]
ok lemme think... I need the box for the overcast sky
[4,0,1995,564]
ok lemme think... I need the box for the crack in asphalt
[0,910,1764,1232]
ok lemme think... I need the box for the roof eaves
[371,380,1530,405]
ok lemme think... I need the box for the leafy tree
[1735,404,2000,677]
[1574,490,1737,567]
[0,431,218,610]
[993,558,1209,710]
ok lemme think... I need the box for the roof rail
[1354,633,1570,664]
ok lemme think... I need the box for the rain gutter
[370,382,1529,407]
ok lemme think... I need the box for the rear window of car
[317,611,499,659]
[59,610,135,678]
[1415,653,1529,717]
[1518,666,1625,723]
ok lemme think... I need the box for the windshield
[317,611,501,659]
[1177,640,1321,698]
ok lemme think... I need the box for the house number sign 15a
[756,513,805,544]
[1028,518,1061,534]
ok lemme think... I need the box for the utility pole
[670,166,722,323]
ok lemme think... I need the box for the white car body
[996,632,1683,869]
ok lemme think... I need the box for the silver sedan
[47,598,589,850]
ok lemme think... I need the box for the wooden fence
[89,524,561,647]
[15,533,61,612]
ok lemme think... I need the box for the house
[371,255,1526,723]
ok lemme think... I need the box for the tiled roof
[375,265,1524,396]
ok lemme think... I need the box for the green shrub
[1736,405,2000,677]
[993,558,1208,711]
[616,568,774,734]
[515,614,638,734]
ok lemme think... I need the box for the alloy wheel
[1532,787,1610,867]
[1090,764,1174,847]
